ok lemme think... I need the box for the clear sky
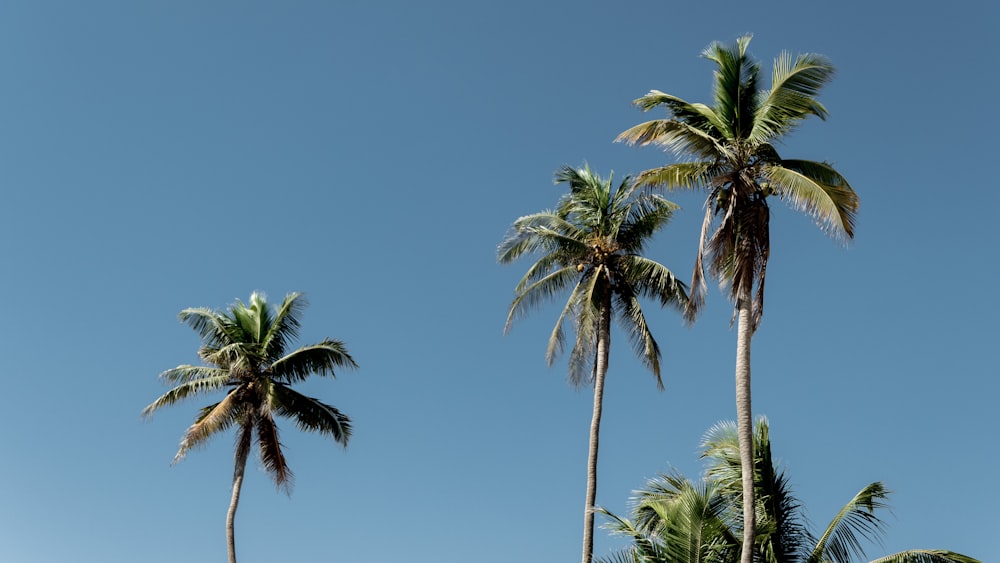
[1,1,996,562]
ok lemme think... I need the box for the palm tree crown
[499,164,688,386]
[617,34,859,328]
[600,418,981,563]
[144,291,356,489]
[499,164,687,563]
[618,36,860,563]
[143,291,357,563]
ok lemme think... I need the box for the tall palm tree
[499,164,688,563]
[600,418,981,563]
[142,291,356,563]
[617,36,860,562]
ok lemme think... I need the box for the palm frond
[567,267,603,386]
[632,162,716,193]
[497,211,587,265]
[617,119,727,161]
[613,288,662,388]
[158,365,230,384]
[620,255,688,311]
[544,281,577,367]
[702,35,759,141]
[270,383,352,446]
[270,340,358,383]
[808,482,892,563]
[768,160,858,240]
[750,51,834,144]
[141,373,232,417]
[617,193,679,253]
[262,292,306,360]
[172,391,243,463]
[178,307,232,347]
[867,550,983,563]
[504,265,580,333]
[255,411,293,492]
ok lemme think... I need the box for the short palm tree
[617,36,860,562]
[499,164,688,563]
[600,418,981,563]
[142,291,356,563]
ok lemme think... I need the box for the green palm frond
[807,482,891,563]
[157,365,230,385]
[600,507,668,563]
[617,194,679,253]
[614,288,663,388]
[768,160,858,239]
[617,474,740,563]
[630,90,728,140]
[497,211,587,265]
[632,162,716,193]
[702,35,759,140]
[262,291,306,360]
[750,52,834,144]
[617,119,726,161]
[270,383,352,446]
[178,307,232,348]
[504,265,580,333]
[141,372,231,417]
[867,550,983,563]
[271,340,358,383]
[621,255,688,310]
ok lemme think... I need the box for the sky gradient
[1,1,996,562]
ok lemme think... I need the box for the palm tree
[142,291,356,563]
[498,164,688,563]
[617,35,860,562]
[600,418,980,563]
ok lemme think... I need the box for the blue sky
[1,1,996,561]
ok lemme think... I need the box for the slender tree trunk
[735,291,755,563]
[228,429,252,563]
[582,300,611,563]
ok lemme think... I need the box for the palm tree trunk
[735,291,755,563]
[582,300,612,563]
[228,426,252,563]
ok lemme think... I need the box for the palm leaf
[255,410,293,492]
[178,307,232,348]
[808,482,892,563]
[867,550,983,563]
[613,288,663,388]
[270,383,352,446]
[271,340,358,383]
[141,372,232,417]
[702,35,759,141]
[632,161,717,194]
[768,160,858,239]
[750,51,834,144]
[504,265,580,333]
[617,119,727,161]
[158,365,230,384]
[621,255,688,310]
[262,291,306,360]
[172,390,243,463]
[617,193,679,253]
